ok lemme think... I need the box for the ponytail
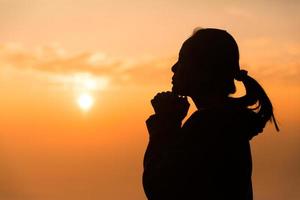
[232,70,279,134]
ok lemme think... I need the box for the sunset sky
[0,0,300,199]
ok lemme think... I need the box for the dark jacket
[143,106,256,200]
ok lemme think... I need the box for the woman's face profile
[171,40,201,96]
[172,31,237,98]
[171,48,188,96]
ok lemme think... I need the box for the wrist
[148,114,182,125]
[146,114,181,138]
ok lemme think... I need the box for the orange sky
[0,1,300,200]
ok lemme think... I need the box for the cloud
[0,42,299,89]
[239,38,300,84]
[0,43,175,88]
[0,43,121,75]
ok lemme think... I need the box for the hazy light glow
[47,73,109,92]
[73,74,109,91]
[83,78,97,90]
[77,93,94,111]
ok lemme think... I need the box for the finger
[151,92,169,106]
[153,92,166,100]
[150,99,156,108]
[150,98,155,105]
[154,92,174,102]
[153,92,162,99]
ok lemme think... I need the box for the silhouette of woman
[143,28,279,200]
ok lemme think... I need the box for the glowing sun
[77,94,94,111]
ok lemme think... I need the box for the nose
[171,62,178,73]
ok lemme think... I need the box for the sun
[77,93,94,111]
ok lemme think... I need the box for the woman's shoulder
[222,105,263,140]
[183,105,260,140]
[184,105,247,124]
[182,107,231,132]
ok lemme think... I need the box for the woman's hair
[188,28,279,134]
[234,70,280,134]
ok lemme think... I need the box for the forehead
[179,36,202,61]
[179,38,194,56]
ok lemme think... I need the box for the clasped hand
[151,91,190,122]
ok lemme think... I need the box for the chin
[172,86,187,96]
[171,85,178,94]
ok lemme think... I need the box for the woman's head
[172,28,279,135]
[172,28,240,97]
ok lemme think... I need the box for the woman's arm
[143,114,181,169]
[143,114,184,199]
[143,92,189,199]
[143,91,189,169]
